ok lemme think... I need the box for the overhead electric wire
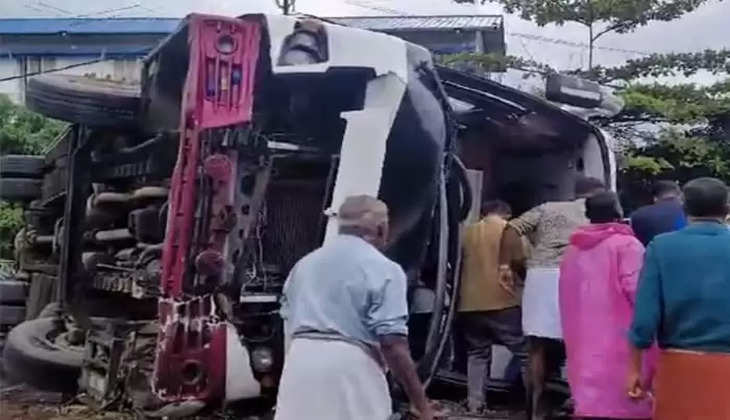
[72,4,143,18]
[507,33,652,56]
[21,0,142,19]
[36,1,74,16]
[3,2,170,85]
[344,0,413,16]
[0,59,107,83]
[67,4,145,26]
[23,4,47,13]
[0,45,149,83]
[341,0,652,58]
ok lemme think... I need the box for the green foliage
[456,0,715,69]
[580,49,730,83]
[0,94,64,260]
[450,1,727,209]
[0,94,66,155]
[620,128,730,210]
[624,155,673,175]
[644,130,728,176]
[455,0,710,29]
[460,0,708,30]
[0,202,23,260]
[618,79,730,123]
[438,52,556,77]
[614,77,730,207]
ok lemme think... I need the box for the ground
[0,366,524,420]
[0,385,134,420]
[0,385,526,420]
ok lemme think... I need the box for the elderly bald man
[275,195,433,420]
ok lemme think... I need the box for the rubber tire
[3,317,83,392]
[41,167,68,200]
[0,155,45,178]
[0,280,28,304]
[0,178,42,201]
[26,74,140,127]
[450,154,472,222]
[26,275,58,321]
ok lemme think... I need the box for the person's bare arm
[627,344,644,399]
[499,225,521,266]
[379,334,433,420]
[366,265,432,420]
[498,226,526,292]
[627,243,662,399]
[498,205,542,289]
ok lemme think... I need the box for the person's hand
[498,265,516,295]
[417,404,435,420]
[626,369,644,399]
[409,400,439,420]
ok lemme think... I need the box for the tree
[0,94,65,155]
[0,202,23,260]
[619,80,730,123]
[438,52,556,76]
[0,94,65,261]
[274,0,295,14]
[455,0,714,70]
[439,48,730,212]
[619,127,730,210]
[579,49,730,83]
[611,77,730,210]
[444,1,729,208]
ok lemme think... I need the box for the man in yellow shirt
[459,200,527,414]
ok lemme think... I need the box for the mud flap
[154,14,262,404]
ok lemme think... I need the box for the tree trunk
[276,0,292,14]
[588,24,594,70]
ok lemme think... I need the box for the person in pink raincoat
[559,191,655,419]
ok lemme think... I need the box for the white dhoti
[274,338,392,420]
[522,267,562,339]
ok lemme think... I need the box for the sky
[2,0,729,86]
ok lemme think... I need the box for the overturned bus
[1,12,614,415]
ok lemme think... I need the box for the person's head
[585,191,623,224]
[482,199,512,220]
[682,177,729,220]
[337,195,390,249]
[653,180,682,202]
[575,176,605,199]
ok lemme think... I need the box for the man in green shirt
[628,177,730,420]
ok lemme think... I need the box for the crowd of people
[460,176,730,420]
[271,175,730,420]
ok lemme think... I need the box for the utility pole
[275,0,294,14]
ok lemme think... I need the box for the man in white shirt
[276,195,433,420]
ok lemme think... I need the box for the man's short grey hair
[336,195,388,236]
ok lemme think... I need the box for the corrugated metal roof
[327,15,503,31]
[0,18,180,35]
[0,15,502,35]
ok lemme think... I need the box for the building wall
[383,28,505,56]
[0,56,142,105]
[0,59,23,103]
[390,30,481,54]
[381,28,506,82]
